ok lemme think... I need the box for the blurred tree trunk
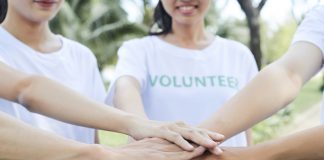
[237,0,267,70]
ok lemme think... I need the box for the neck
[1,10,60,53]
[163,20,213,50]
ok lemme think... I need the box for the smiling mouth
[176,5,198,14]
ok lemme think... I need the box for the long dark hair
[0,0,7,23]
[149,1,172,35]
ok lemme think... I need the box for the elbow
[265,63,303,106]
[15,75,44,112]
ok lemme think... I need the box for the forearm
[0,62,137,135]
[245,129,253,146]
[113,76,148,119]
[200,63,301,139]
[200,43,322,139]
[17,75,139,135]
[0,111,101,160]
[260,125,324,160]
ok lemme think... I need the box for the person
[0,0,106,144]
[192,5,324,160]
[0,62,210,160]
[0,0,224,155]
[106,0,258,151]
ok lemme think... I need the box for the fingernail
[187,144,194,150]
[219,135,225,139]
[215,147,223,155]
[207,139,217,145]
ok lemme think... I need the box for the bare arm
[0,61,223,151]
[0,111,207,160]
[196,125,324,160]
[0,61,141,136]
[114,76,148,118]
[0,111,108,160]
[113,76,224,153]
[199,42,322,139]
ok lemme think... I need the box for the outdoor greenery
[252,75,322,143]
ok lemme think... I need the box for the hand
[113,138,206,160]
[128,117,225,153]
[192,147,255,160]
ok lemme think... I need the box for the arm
[0,61,223,151]
[0,111,206,160]
[0,111,109,160]
[114,76,148,119]
[113,76,223,153]
[196,125,324,160]
[245,129,253,146]
[199,42,322,139]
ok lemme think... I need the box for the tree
[50,0,148,70]
[237,0,268,69]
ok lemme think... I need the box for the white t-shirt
[0,27,106,144]
[292,5,324,123]
[106,36,258,147]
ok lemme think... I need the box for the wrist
[251,141,281,160]
[120,113,143,137]
[79,144,115,160]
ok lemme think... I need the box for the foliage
[252,76,322,143]
[50,0,148,70]
[261,20,298,64]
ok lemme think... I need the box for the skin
[0,0,224,158]
[113,0,252,154]
[0,109,206,160]
[194,41,324,160]
[0,45,210,160]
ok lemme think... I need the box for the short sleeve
[245,53,258,83]
[0,48,9,65]
[87,53,107,103]
[239,45,259,86]
[292,6,324,55]
[105,39,148,105]
[0,56,5,64]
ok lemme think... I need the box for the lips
[33,0,57,8]
[176,5,198,15]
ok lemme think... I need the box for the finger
[177,128,218,149]
[209,147,223,155]
[178,146,206,160]
[208,131,225,142]
[148,137,173,145]
[163,131,195,151]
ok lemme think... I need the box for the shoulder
[61,36,93,54]
[118,36,156,57]
[120,36,155,50]
[0,45,10,64]
[215,36,255,60]
[299,5,324,27]
[307,5,324,17]
[60,36,97,62]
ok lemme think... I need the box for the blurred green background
[50,0,324,146]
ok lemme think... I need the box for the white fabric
[292,6,324,123]
[106,36,258,147]
[292,6,324,55]
[0,27,106,144]
[0,56,6,65]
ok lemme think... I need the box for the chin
[30,11,58,22]
[29,15,56,24]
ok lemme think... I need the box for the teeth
[179,6,195,12]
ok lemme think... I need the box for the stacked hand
[127,117,225,155]
[193,147,254,160]
[112,138,206,160]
